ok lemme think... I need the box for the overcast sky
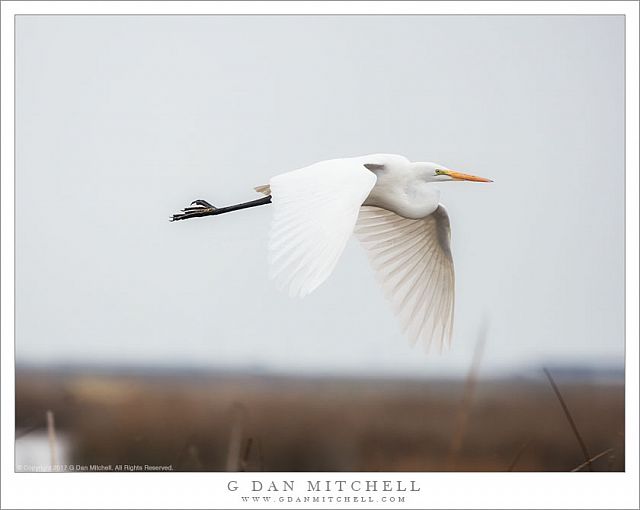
[15,15,624,377]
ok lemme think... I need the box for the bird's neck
[364,181,440,220]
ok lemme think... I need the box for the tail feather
[254,184,271,196]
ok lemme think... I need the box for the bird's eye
[435,169,443,175]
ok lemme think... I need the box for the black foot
[170,199,218,222]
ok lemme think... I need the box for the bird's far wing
[268,159,377,297]
[355,205,455,351]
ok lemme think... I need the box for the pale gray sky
[16,15,624,376]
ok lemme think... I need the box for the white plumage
[355,205,454,350]
[268,158,376,298]
[263,154,491,350]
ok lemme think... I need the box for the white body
[359,154,441,219]
[260,154,490,350]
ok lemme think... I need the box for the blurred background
[15,15,624,471]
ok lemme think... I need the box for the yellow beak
[444,170,493,182]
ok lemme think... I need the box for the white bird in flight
[172,154,492,349]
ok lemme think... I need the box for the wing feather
[268,158,377,297]
[355,205,455,350]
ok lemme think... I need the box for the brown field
[15,368,624,472]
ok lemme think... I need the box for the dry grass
[15,368,624,472]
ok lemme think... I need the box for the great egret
[171,154,492,349]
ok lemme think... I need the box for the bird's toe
[191,199,217,209]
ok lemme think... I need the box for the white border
[1,2,638,509]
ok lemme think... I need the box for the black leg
[170,195,272,222]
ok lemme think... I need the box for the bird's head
[421,162,493,183]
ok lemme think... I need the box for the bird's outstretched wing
[268,158,377,297]
[355,205,455,350]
